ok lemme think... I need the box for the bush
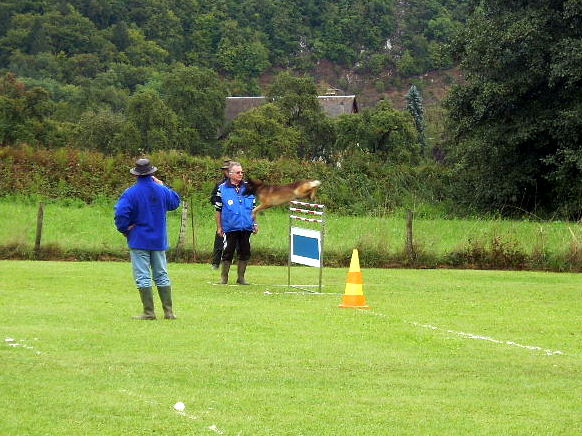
[0,145,450,215]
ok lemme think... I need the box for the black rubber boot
[157,285,176,319]
[236,260,250,285]
[220,261,231,284]
[133,287,156,320]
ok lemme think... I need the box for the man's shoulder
[120,183,138,195]
[218,180,232,190]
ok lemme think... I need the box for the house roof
[224,97,266,122]
[317,95,359,117]
[224,95,358,122]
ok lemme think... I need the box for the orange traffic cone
[338,249,369,309]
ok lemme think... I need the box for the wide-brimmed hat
[130,158,157,175]
[219,159,231,170]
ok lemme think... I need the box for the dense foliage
[445,0,582,218]
[1,1,581,220]
[0,0,467,81]
[0,145,448,216]
[0,0,467,154]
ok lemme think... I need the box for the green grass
[1,260,581,435]
[2,197,582,270]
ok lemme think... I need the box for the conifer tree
[405,85,426,150]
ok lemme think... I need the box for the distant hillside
[0,0,469,154]
[0,0,469,92]
[299,60,464,110]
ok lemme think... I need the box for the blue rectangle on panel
[293,234,320,260]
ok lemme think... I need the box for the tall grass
[2,197,582,271]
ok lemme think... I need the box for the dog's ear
[244,178,257,195]
[247,178,264,187]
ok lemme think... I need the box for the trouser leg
[211,232,223,268]
[130,249,153,288]
[236,231,251,285]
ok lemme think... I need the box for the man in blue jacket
[214,161,257,284]
[114,158,181,319]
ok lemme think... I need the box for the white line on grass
[410,321,564,356]
[263,286,342,295]
[119,389,224,426]
[5,337,42,355]
[264,290,341,295]
[208,282,244,287]
[119,389,230,433]
[208,424,225,434]
[360,311,565,356]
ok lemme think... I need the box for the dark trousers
[211,232,223,266]
[221,230,251,262]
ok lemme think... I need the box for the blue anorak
[114,176,180,250]
[216,180,255,233]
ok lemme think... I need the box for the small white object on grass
[173,402,185,412]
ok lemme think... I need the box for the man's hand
[152,176,164,185]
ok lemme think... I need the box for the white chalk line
[208,281,247,287]
[264,289,342,296]
[263,285,342,295]
[360,311,565,356]
[119,389,227,434]
[5,337,42,355]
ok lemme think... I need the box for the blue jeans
[130,249,170,289]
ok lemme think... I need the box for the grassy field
[2,198,582,270]
[1,260,580,435]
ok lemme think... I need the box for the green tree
[405,84,426,151]
[224,103,301,160]
[217,32,271,79]
[23,17,49,54]
[0,72,54,145]
[123,27,169,66]
[334,112,369,156]
[365,100,418,162]
[123,88,178,153]
[160,65,227,151]
[75,108,126,153]
[266,71,335,160]
[183,11,225,68]
[111,21,131,51]
[445,0,582,217]
[335,100,418,163]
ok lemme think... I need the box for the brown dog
[246,178,321,219]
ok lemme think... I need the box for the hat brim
[130,166,157,175]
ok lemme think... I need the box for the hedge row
[0,145,449,215]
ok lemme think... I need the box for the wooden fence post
[175,201,188,261]
[406,209,415,263]
[34,202,45,258]
[190,196,197,262]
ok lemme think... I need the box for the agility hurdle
[287,200,326,293]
